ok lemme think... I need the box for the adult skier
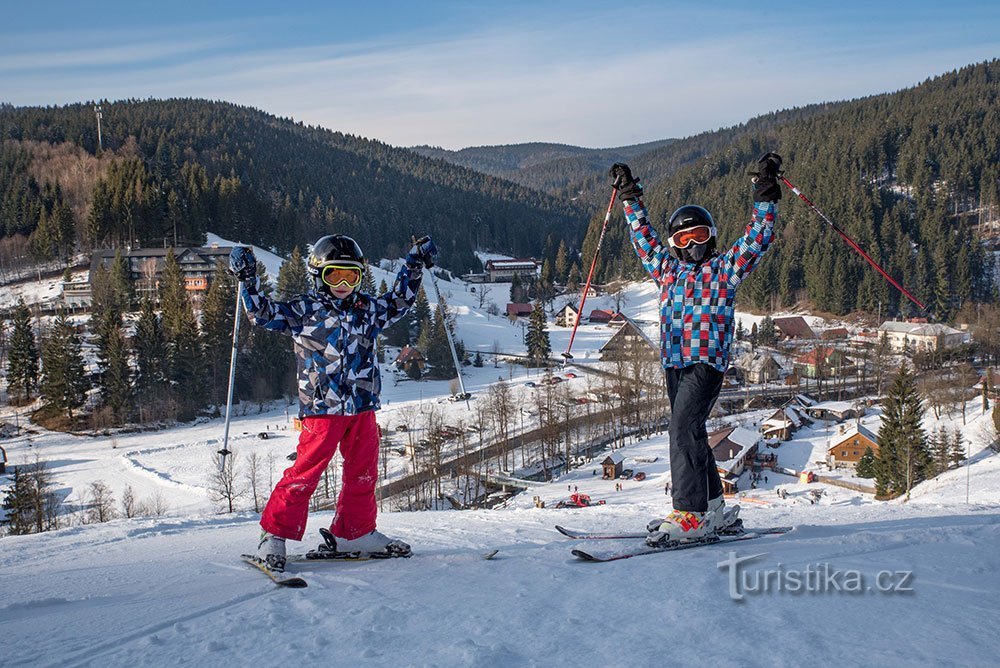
[228,234,437,571]
[609,153,782,546]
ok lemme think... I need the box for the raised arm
[229,246,308,335]
[722,153,783,287]
[374,236,436,332]
[610,163,675,286]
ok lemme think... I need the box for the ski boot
[645,496,736,547]
[313,527,412,559]
[257,531,287,572]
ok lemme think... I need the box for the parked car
[634,471,646,481]
[565,372,578,379]
[620,469,634,480]
[525,381,537,388]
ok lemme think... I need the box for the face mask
[680,243,708,263]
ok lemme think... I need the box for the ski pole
[779,175,930,316]
[562,187,618,363]
[413,238,470,408]
[218,279,243,472]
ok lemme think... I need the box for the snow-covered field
[2,241,1000,666]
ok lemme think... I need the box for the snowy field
[2,240,1000,666]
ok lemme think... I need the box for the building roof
[90,246,232,277]
[506,303,534,316]
[589,309,614,322]
[486,259,538,270]
[557,302,579,314]
[877,321,963,337]
[794,347,850,366]
[820,327,849,340]
[793,394,816,407]
[603,452,625,465]
[829,424,879,450]
[808,400,858,414]
[762,406,804,430]
[772,316,816,339]
[737,352,781,373]
[709,426,759,470]
[395,346,426,364]
[599,318,659,356]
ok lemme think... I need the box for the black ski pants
[666,363,725,512]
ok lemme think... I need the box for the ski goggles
[320,263,364,288]
[668,225,715,249]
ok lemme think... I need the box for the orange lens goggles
[668,225,714,249]
[321,264,363,288]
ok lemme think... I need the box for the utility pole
[94,105,103,152]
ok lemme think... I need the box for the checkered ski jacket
[240,262,423,417]
[624,198,777,372]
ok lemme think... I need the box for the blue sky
[2,1,998,149]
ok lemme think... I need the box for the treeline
[578,59,1000,319]
[5,253,309,429]
[0,99,589,275]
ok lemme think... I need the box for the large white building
[877,321,966,353]
[484,259,539,282]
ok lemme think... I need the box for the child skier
[609,153,782,546]
[228,234,437,571]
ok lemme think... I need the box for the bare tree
[85,481,117,524]
[210,451,245,513]
[120,484,138,518]
[245,451,266,513]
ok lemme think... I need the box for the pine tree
[526,300,551,365]
[361,264,376,295]
[238,267,293,402]
[554,241,570,283]
[426,301,456,379]
[201,262,237,406]
[7,299,38,403]
[160,249,205,420]
[758,315,777,346]
[566,264,581,291]
[134,297,169,419]
[855,447,877,478]
[875,363,930,498]
[410,287,431,343]
[39,312,90,421]
[949,428,967,467]
[276,246,310,299]
[98,316,132,423]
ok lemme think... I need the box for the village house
[554,303,580,327]
[804,400,865,422]
[607,312,627,327]
[736,351,782,384]
[589,309,614,324]
[794,347,855,378]
[710,426,760,494]
[820,327,850,341]
[505,303,534,319]
[827,423,879,468]
[485,259,539,282]
[772,316,816,340]
[877,320,966,353]
[394,346,427,373]
[599,319,659,363]
[760,404,809,441]
[602,452,625,479]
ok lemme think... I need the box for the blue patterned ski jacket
[624,198,777,372]
[240,262,423,417]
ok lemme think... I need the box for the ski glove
[407,235,438,269]
[750,152,783,203]
[609,163,643,202]
[228,246,257,281]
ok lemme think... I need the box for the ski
[239,554,308,588]
[571,527,793,562]
[287,550,410,563]
[555,525,647,540]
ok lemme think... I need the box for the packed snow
[2,240,999,666]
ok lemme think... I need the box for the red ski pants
[260,412,380,541]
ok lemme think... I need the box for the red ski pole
[779,175,929,315]
[562,187,618,362]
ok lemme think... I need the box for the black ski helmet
[667,205,717,262]
[307,234,365,292]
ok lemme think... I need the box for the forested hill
[578,60,1000,320]
[409,139,676,194]
[0,100,589,274]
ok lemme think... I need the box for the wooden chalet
[760,405,808,441]
[602,452,625,479]
[394,346,427,372]
[772,316,816,340]
[599,319,659,363]
[805,400,865,422]
[794,347,855,378]
[710,426,760,494]
[589,309,614,324]
[820,327,850,341]
[555,303,580,327]
[506,303,534,319]
[828,424,879,467]
[736,351,782,384]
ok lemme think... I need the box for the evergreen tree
[875,363,930,498]
[200,262,237,406]
[159,249,205,420]
[98,316,132,423]
[554,241,570,283]
[473,351,484,367]
[526,300,551,365]
[7,299,38,403]
[276,246,311,299]
[39,312,90,421]
[238,266,294,402]
[410,287,431,343]
[134,297,169,419]
[949,428,967,467]
[566,264,581,291]
[856,447,877,478]
[361,264,377,295]
[758,315,777,346]
[426,301,456,379]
